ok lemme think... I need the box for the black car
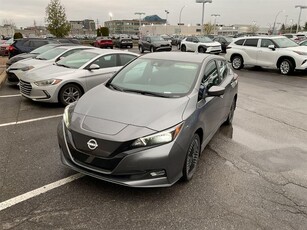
[6,43,78,68]
[138,36,172,53]
[213,36,233,53]
[114,37,133,48]
[8,38,59,58]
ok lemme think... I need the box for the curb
[0,65,6,88]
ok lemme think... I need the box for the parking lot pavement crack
[223,210,264,230]
[237,106,307,133]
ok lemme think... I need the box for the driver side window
[199,61,219,100]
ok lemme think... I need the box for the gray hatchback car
[57,52,238,187]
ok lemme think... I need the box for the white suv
[180,36,221,54]
[225,36,307,75]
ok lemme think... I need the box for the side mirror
[268,44,275,50]
[207,86,225,97]
[88,64,100,71]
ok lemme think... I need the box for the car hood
[152,40,170,46]
[7,53,37,65]
[200,41,221,46]
[74,84,190,132]
[20,64,77,82]
[285,46,307,52]
[8,58,53,70]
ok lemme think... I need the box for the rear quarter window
[234,39,245,45]
[244,39,258,47]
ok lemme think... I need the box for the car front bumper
[57,121,184,188]
[19,79,59,103]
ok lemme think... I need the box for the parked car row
[5,43,139,105]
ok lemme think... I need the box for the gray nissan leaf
[57,52,238,188]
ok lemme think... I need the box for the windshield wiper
[108,83,124,92]
[56,63,71,68]
[123,89,171,98]
[35,57,47,60]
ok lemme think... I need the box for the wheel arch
[276,56,296,69]
[230,53,243,62]
[194,128,204,151]
[57,82,85,102]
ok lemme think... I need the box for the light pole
[179,6,187,35]
[179,6,187,25]
[272,10,284,35]
[135,12,145,37]
[290,19,293,33]
[211,14,220,35]
[108,12,113,34]
[165,10,170,24]
[295,5,307,33]
[284,15,288,28]
[196,0,212,35]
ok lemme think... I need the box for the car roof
[55,45,92,49]
[235,35,285,39]
[81,48,138,55]
[139,52,214,63]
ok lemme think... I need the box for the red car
[0,38,13,56]
[94,37,113,49]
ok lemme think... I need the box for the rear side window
[244,39,258,47]
[119,54,136,66]
[30,40,48,47]
[234,39,244,45]
[216,60,229,82]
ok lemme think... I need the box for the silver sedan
[19,49,139,106]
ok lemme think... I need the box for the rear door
[241,38,259,65]
[216,59,237,119]
[85,54,119,90]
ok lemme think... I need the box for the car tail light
[233,73,239,80]
[7,45,15,51]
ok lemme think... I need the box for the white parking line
[0,94,21,98]
[0,173,84,212]
[0,114,63,128]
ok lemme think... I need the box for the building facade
[69,19,96,36]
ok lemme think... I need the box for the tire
[231,55,244,70]
[224,99,236,125]
[150,46,154,52]
[59,84,83,106]
[181,45,186,52]
[198,46,206,53]
[139,46,144,53]
[279,59,294,75]
[182,134,201,181]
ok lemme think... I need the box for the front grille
[66,129,135,171]
[19,80,32,96]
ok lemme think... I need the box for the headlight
[21,66,34,71]
[34,79,62,86]
[63,102,76,128]
[132,123,183,147]
[293,51,307,56]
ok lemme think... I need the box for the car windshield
[108,58,200,98]
[197,37,213,43]
[30,45,57,54]
[151,37,165,42]
[225,37,233,42]
[56,51,99,69]
[274,37,298,48]
[35,47,67,60]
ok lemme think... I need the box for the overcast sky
[1,0,307,28]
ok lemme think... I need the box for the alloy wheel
[62,87,80,104]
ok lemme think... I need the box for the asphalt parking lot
[1,50,307,229]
